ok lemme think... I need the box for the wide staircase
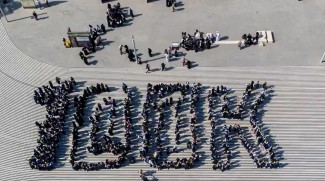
[1,21,325,180]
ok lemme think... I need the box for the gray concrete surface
[1,0,325,68]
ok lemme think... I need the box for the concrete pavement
[1,0,325,69]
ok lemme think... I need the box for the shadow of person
[49,0,67,7]
[89,60,98,65]
[1,0,22,16]
[134,13,143,17]
[219,36,229,41]
[38,16,49,20]
[151,52,161,57]
[176,8,184,11]
[150,68,160,72]
[164,66,174,71]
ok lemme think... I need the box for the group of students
[106,2,134,29]
[29,77,76,170]
[211,124,232,172]
[79,25,106,65]
[208,85,232,171]
[139,82,201,170]
[238,32,260,49]
[209,80,279,171]
[180,30,213,52]
[77,2,137,65]
[243,84,279,168]
[70,83,135,171]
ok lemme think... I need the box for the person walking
[182,56,186,66]
[32,11,38,20]
[101,24,106,33]
[172,1,176,12]
[148,48,152,57]
[146,64,151,73]
[161,63,166,71]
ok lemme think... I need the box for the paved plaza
[2,0,325,68]
[1,0,325,181]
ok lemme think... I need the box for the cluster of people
[164,47,178,62]
[166,0,177,12]
[242,83,279,168]
[180,30,213,52]
[29,77,76,170]
[106,2,133,29]
[78,24,105,65]
[238,32,260,49]
[207,87,232,171]
[70,83,135,171]
[139,82,201,170]
[209,81,279,171]
[211,125,232,172]
[119,44,138,63]
[233,122,279,169]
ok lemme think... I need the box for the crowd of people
[207,85,231,171]
[209,81,279,171]
[78,24,106,65]
[139,82,201,170]
[77,2,138,65]
[29,77,76,170]
[70,83,136,171]
[106,2,130,29]
[180,30,213,52]
[241,83,279,168]
[238,32,260,49]
[29,77,280,171]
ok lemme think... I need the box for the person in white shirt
[215,30,220,42]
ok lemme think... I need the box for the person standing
[165,53,169,62]
[88,25,93,34]
[32,11,38,20]
[174,49,178,57]
[146,64,151,73]
[36,0,42,9]
[182,56,186,66]
[101,24,106,33]
[255,32,259,44]
[148,48,152,57]
[206,39,211,49]
[83,57,89,65]
[82,46,89,55]
[172,1,175,12]
[79,52,85,60]
[44,0,49,6]
[63,38,71,48]
[215,31,220,42]
[161,63,166,71]
[119,45,124,55]
[130,8,134,18]
[56,77,61,84]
